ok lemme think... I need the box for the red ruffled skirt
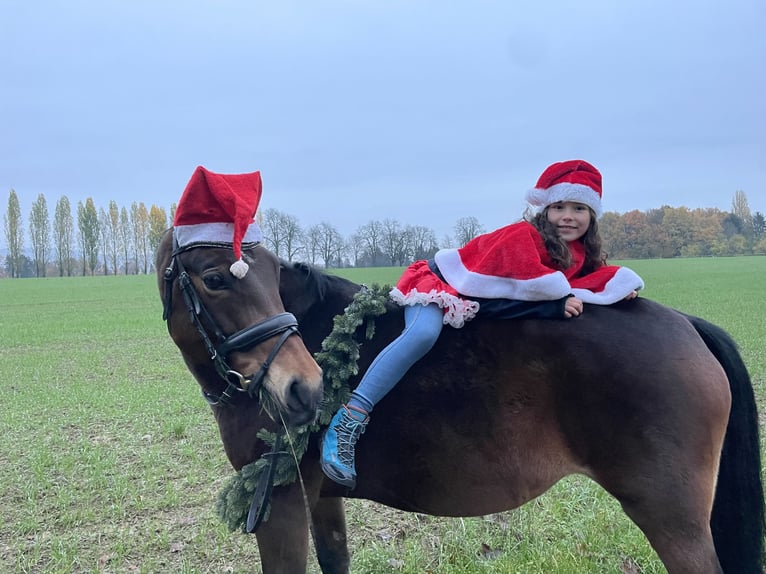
[389,260,479,328]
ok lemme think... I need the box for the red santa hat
[525,159,603,218]
[173,165,263,278]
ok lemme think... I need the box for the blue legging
[348,303,444,413]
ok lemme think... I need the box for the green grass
[0,257,763,573]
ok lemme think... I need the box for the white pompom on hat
[173,166,264,278]
[525,159,603,218]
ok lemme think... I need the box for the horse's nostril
[288,378,320,412]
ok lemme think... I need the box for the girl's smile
[546,201,592,242]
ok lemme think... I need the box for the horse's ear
[279,260,324,320]
[278,260,298,310]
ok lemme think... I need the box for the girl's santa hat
[173,165,263,278]
[525,159,603,218]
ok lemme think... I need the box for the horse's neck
[297,276,361,354]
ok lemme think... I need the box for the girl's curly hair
[526,206,605,274]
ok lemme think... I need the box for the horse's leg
[597,414,728,573]
[310,496,350,574]
[254,482,312,574]
[617,481,722,574]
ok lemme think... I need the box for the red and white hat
[173,165,263,278]
[525,159,603,218]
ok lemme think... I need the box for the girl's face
[546,202,592,242]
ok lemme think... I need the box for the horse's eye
[202,272,227,291]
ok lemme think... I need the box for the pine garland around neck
[215,284,391,532]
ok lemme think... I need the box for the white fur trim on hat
[174,221,263,249]
[525,182,603,218]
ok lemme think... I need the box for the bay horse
[156,231,764,574]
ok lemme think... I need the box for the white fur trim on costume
[570,267,645,304]
[174,221,263,248]
[525,182,603,218]
[390,287,480,329]
[434,249,572,301]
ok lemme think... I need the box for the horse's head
[156,229,323,427]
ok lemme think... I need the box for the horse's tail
[687,314,765,574]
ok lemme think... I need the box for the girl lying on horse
[321,159,644,489]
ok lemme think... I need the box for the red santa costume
[391,160,644,328]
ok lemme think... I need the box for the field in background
[0,256,763,573]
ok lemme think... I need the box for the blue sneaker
[320,404,369,488]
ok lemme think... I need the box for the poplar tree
[119,206,131,274]
[29,194,51,277]
[3,189,24,278]
[148,205,168,266]
[102,200,120,275]
[98,207,111,274]
[54,196,75,276]
[131,201,149,274]
[77,198,100,275]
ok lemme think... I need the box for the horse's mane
[279,260,363,311]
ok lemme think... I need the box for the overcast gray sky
[3,0,764,241]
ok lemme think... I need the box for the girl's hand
[624,290,638,300]
[564,296,584,318]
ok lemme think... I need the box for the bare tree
[29,194,51,277]
[3,189,24,278]
[453,216,485,246]
[356,220,385,266]
[407,224,439,262]
[77,198,100,275]
[303,224,322,265]
[282,214,304,262]
[53,196,75,276]
[347,232,365,267]
[262,208,285,257]
[313,221,345,268]
[380,218,410,266]
[262,208,304,261]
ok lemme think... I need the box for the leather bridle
[162,239,301,406]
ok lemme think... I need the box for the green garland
[215,284,391,532]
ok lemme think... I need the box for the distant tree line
[600,191,765,259]
[2,189,764,278]
[2,191,172,278]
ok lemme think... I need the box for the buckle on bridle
[225,369,252,392]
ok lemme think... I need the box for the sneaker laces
[335,410,367,468]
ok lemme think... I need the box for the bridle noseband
[162,240,301,406]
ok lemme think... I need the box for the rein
[162,239,301,405]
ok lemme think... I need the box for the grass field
[0,256,763,573]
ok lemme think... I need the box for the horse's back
[347,297,731,517]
